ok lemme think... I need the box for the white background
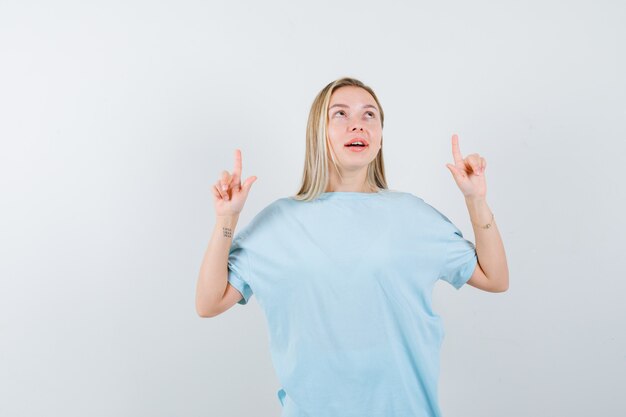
[1,0,624,416]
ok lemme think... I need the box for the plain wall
[1,0,624,416]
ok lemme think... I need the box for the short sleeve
[438,220,478,290]
[227,232,254,305]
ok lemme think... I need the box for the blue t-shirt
[227,189,477,417]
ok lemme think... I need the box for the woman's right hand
[212,149,257,217]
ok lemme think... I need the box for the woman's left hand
[445,133,487,200]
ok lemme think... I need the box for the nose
[350,124,365,132]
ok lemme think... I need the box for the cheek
[327,125,343,143]
[371,129,383,146]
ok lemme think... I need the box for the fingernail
[222,184,227,190]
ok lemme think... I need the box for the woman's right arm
[195,149,257,318]
[195,214,241,317]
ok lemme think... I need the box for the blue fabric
[227,190,478,417]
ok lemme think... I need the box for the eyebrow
[329,103,379,112]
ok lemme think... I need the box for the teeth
[348,141,364,145]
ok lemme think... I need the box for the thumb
[242,176,257,194]
[446,163,463,179]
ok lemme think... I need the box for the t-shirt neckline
[317,189,390,200]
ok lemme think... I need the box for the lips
[344,138,369,146]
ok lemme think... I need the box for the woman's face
[326,86,382,170]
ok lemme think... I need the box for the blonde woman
[196,77,509,416]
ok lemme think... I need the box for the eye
[332,110,375,118]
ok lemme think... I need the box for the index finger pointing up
[451,134,464,165]
[232,149,242,186]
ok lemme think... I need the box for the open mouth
[344,143,369,152]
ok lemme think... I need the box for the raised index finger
[233,149,242,183]
[451,134,464,165]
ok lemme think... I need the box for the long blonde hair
[292,77,388,202]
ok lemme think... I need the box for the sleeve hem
[453,255,478,290]
[227,271,250,305]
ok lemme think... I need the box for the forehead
[329,86,378,108]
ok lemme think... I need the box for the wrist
[464,197,494,229]
[216,214,239,228]
[216,213,240,219]
[464,195,487,204]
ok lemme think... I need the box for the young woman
[196,77,509,417]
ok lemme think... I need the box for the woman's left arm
[445,134,509,291]
[464,196,509,290]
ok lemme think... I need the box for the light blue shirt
[227,189,477,417]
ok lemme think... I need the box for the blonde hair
[291,77,388,202]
